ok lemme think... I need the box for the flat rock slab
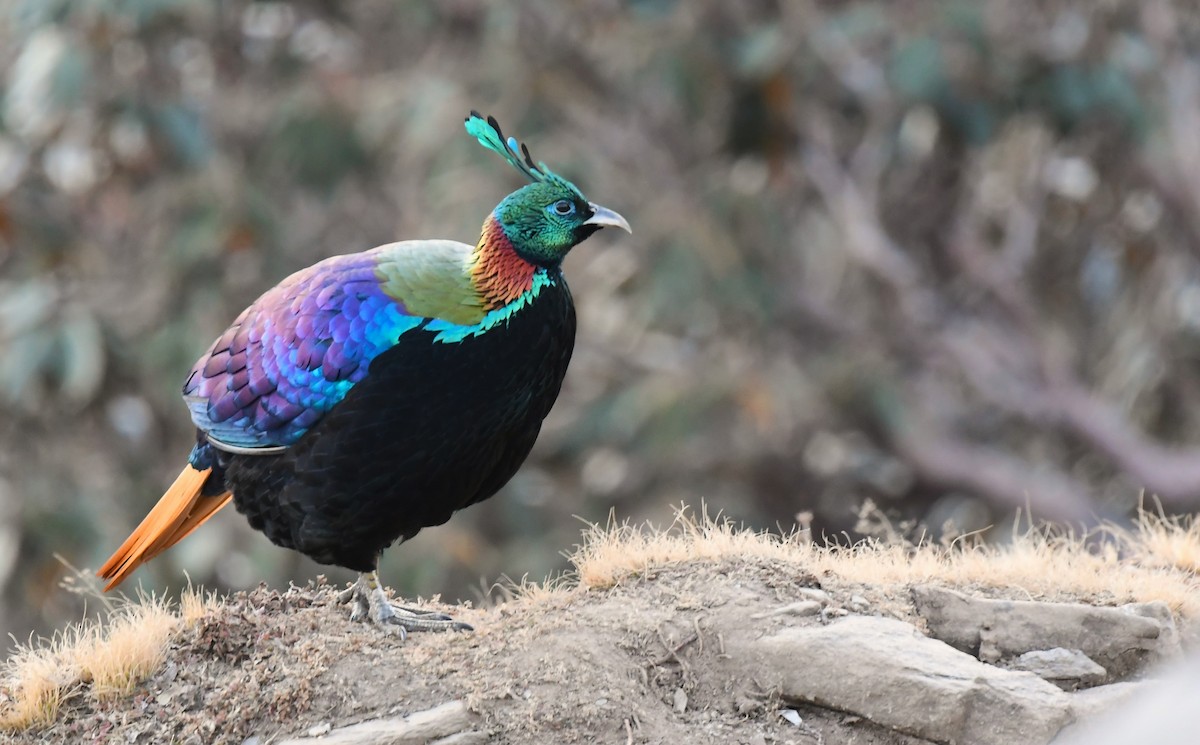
[276,701,482,745]
[736,615,1072,745]
[912,585,1180,680]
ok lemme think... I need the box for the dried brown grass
[0,587,217,732]
[567,505,1200,618]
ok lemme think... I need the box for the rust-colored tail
[97,465,232,591]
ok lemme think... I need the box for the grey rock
[1121,601,1182,662]
[779,709,802,726]
[734,615,1072,745]
[278,701,478,745]
[1009,648,1107,689]
[912,585,1179,680]
[673,687,687,714]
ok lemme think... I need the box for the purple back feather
[184,251,422,449]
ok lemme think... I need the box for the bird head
[466,112,630,267]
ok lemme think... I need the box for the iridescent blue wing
[183,251,422,449]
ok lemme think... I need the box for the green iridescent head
[466,112,630,267]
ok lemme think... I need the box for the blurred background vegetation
[4,0,1200,640]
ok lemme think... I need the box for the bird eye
[551,200,575,216]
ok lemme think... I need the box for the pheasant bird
[97,113,630,633]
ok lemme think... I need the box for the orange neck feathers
[471,216,537,310]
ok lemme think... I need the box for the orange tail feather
[97,465,232,591]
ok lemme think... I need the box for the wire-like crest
[464,111,581,196]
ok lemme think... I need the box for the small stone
[780,709,803,726]
[1009,648,1107,689]
[849,595,870,612]
[673,688,688,714]
[242,738,262,745]
[307,723,331,737]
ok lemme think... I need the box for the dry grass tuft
[79,596,178,699]
[179,584,222,625]
[0,587,214,732]
[0,644,69,732]
[567,505,1200,618]
[570,506,801,590]
[1114,506,1200,575]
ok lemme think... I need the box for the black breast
[221,276,576,571]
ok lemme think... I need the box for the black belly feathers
[219,278,576,571]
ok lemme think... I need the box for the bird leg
[336,571,474,636]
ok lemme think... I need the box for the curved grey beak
[583,203,632,233]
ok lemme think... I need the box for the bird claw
[390,605,474,632]
[390,604,456,622]
[376,601,474,632]
[338,573,473,635]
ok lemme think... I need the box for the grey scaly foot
[338,572,474,637]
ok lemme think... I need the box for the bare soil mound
[26,561,878,744]
[3,515,1197,744]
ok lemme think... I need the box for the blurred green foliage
[3,0,1200,641]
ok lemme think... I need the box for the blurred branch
[1047,385,1200,506]
[801,120,1098,520]
[802,115,937,330]
[805,99,1200,516]
[950,156,1200,509]
[889,408,1097,523]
